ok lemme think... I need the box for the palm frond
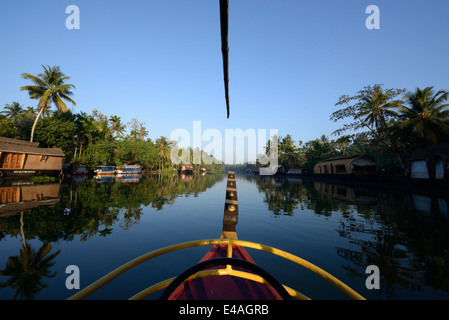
[58,92,76,106]
[21,73,48,87]
[52,94,69,113]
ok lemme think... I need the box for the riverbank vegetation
[1,66,224,173]
[232,84,449,174]
[2,66,448,175]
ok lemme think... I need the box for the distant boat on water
[116,165,142,175]
[94,166,116,175]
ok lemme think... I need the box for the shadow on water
[245,173,449,299]
[0,173,225,299]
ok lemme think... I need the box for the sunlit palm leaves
[20,65,76,142]
[1,102,24,117]
[109,115,126,138]
[397,87,449,146]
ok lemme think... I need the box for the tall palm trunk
[29,106,45,142]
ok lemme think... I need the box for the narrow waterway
[1,173,448,300]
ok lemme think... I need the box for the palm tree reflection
[0,211,60,300]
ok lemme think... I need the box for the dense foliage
[231,84,449,174]
[2,66,448,174]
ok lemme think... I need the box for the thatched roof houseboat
[408,143,449,180]
[0,137,64,178]
[313,155,377,175]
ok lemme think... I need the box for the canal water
[1,173,449,300]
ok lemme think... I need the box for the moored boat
[0,136,64,178]
[116,164,142,174]
[94,166,116,175]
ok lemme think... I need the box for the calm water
[1,173,449,300]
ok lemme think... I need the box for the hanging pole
[219,0,230,118]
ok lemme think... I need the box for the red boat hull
[167,244,283,300]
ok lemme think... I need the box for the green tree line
[243,84,449,174]
[1,65,224,172]
[2,66,448,174]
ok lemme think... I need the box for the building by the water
[0,136,64,178]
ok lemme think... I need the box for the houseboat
[408,143,449,181]
[116,164,142,175]
[0,136,64,178]
[313,155,377,176]
[94,166,116,175]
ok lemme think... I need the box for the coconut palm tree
[397,87,449,146]
[139,126,149,141]
[20,65,76,142]
[22,106,37,117]
[1,102,24,118]
[357,85,406,170]
[358,85,403,132]
[109,115,126,139]
[156,136,172,170]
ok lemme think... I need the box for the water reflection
[0,181,62,299]
[251,175,449,299]
[0,173,224,299]
[2,172,449,299]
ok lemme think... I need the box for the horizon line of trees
[2,65,448,174]
[235,84,449,174]
[0,65,224,172]
[0,108,224,172]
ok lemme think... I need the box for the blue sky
[1,0,449,160]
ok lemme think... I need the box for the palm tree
[20,65,76,142]
[139,126,149,141]
[357,85,405,169]
[156,136,172,170]
[358,85,403,132]
[22,106,37,117]
[335,136,352,155]
[109,115,126,138]
[1,102,24,118]
[397,87,449,146]
[74,112,96,160]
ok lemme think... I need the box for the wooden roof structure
[409,143,449,162]
[313,155,377,175]
[315,155,376,166]
[0,136,65,157]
